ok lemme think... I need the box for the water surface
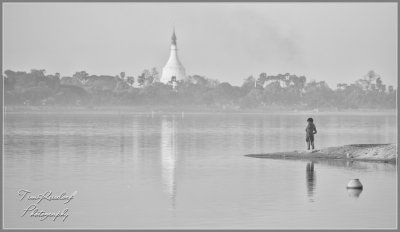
[4,112,397,229]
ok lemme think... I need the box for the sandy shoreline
[245,144,397,164]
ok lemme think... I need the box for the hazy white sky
[3,2,398,87]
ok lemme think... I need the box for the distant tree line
[3,69,396,110]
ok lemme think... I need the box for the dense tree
[151,68,159,83]
[303,81,335,108]
[120,72,125,80]
[3,69,396,109]
[137,72,146,87]
[54,85,90,105]
[241,75,256,94]
[73,71,90,84]
[128,76,136,86]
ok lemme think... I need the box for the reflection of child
[306,118,317,150]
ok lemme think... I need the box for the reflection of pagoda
[160,28,186,84]
[161,116,177,208]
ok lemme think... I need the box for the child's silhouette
[306,118,317,150]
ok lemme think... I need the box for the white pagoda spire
[160,28,186,84]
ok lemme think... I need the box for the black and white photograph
[2,1,398,230]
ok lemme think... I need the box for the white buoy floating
[347,179,363,189]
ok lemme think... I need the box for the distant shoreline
[4,105,396,115]
[245,144,397,164]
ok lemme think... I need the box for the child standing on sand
[306,118,317,150]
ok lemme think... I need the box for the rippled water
[4,112,397,229]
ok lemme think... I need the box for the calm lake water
[4,112,397,229]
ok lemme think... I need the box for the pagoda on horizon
[160,28,186,84]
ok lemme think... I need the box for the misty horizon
[3,2,398,88]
